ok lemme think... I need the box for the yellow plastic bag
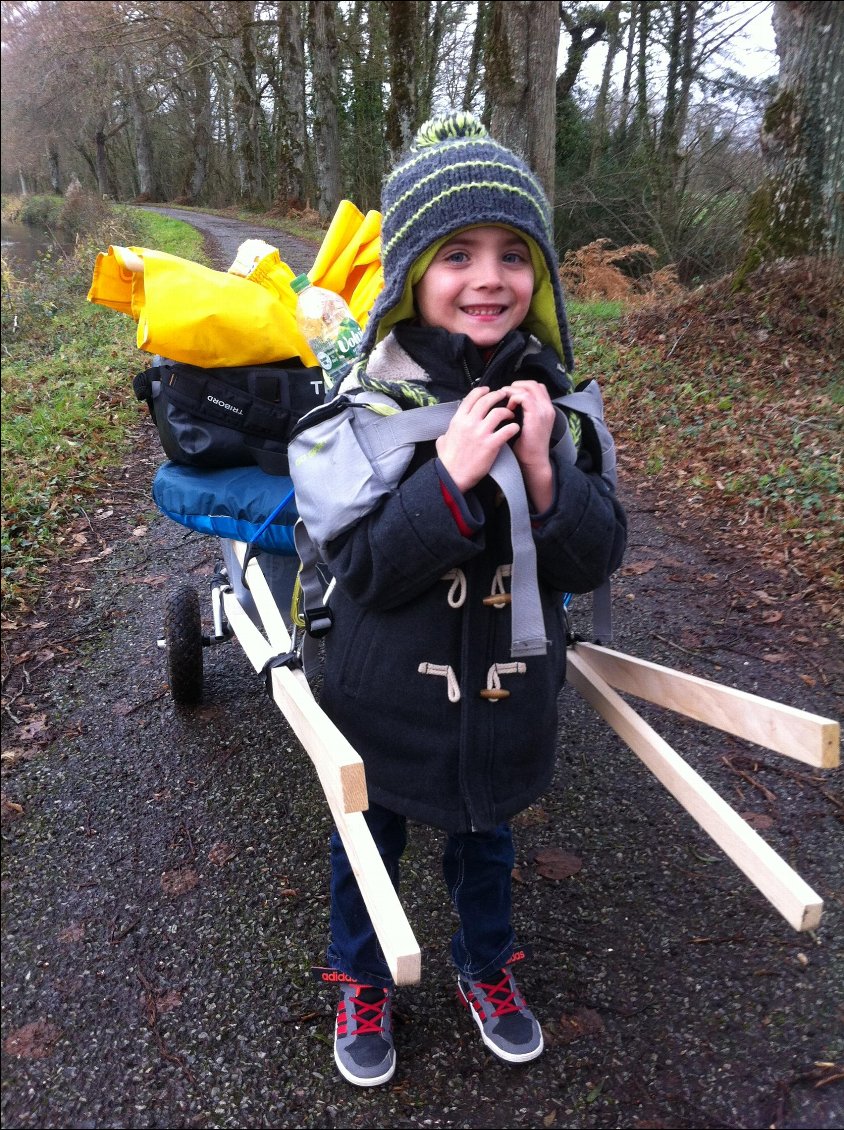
[87,202,384,369]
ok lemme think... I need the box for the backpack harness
[286,370,617,676]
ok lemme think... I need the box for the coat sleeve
[533,448,627,594]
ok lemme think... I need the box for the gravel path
[1,210,842,1130]
[137,205,319,275]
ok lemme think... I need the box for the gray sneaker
[457,964,543,1063]
[334,982,395,1087]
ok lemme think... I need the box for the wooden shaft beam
[221,591,367,816]
[566,648,824,932]
[221,544,421,985]
[574,643,840,769]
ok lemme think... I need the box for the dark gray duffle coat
[319,325,627,833]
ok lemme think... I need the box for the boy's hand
[503,380,555,466]
[503,380,555,512]
[435,386,518,492]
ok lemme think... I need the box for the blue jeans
[327,802,517,988]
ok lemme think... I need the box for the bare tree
[385,1,422,163]
[274,0,308,209]
[309,0,342,219]
[221,1,264,205]
[484,0,559,201]
[462,0,490,113]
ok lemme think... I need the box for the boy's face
[414,226,535,349]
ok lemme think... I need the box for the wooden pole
[573,643,840,769]
[222,542,421,985]
[567,648,824,932]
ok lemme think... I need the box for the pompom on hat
[360,111,574,370]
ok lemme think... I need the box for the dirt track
[1,209,842,1130]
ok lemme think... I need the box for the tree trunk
[485,0,560,202]
[590,1,623,172]
[189,62,213,202]
[95,125,110,197]
[634,0,651,149]
[227,1,263,205]
[557,1,615,102]
[276,0,307,210]
[345,0,388,211]
[658,0,699,183]
[617,0,637,142]
[47,145,61,194]
[120,62,157,200]
[462,1,490,111]
[385,1,421,163]
[738,0,844,278]
[309,0,342,221]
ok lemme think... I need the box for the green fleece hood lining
[373,224,564,362]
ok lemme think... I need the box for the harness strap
[293,390,614,664]
[355,401,548,658]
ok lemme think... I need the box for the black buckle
[304,606,334,638]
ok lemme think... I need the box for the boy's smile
[414,226,535,349]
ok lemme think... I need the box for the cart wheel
[165,585,204,705]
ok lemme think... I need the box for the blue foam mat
[152,463,298,555]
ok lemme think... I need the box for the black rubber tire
[164,585,204,705]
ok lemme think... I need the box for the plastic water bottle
[291,274,363,390]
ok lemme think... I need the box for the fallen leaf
[620,560,657,575]
[512,804,549,828]
[17,715,49,743]
[556,1008,605,1044]
[762,653,789,663]
[160,867,199,896]
[798,674,817,687]
[741,812,775,830]
[153,989,183,1015]
[534,847,583,881]
[0,747,38,767]
[57,923,86,944]
[3,1020,61,1059]
[762,610,784,623]
[1,795,25,822]
[208,842,238,866]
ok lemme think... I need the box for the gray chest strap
[319,399,548,659]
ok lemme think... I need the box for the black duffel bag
[133,357,325,475]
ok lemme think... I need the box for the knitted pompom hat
[360,111,574,370]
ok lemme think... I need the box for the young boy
[310,112,627,1086]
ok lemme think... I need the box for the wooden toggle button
[482,593,511,606]
[480,688,510,700]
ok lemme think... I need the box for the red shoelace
[337,987,388,1036]
[472,970,520,1017]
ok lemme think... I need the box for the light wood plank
[575,642,840,769]
[220,549,421,984]
[221,591,367,815]
[335,811,422,987]
[567,649,824,932]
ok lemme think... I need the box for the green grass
[1,204,208,612]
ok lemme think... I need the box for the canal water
[1,219,73,274]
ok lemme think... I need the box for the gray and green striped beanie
[361,111,574,370]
